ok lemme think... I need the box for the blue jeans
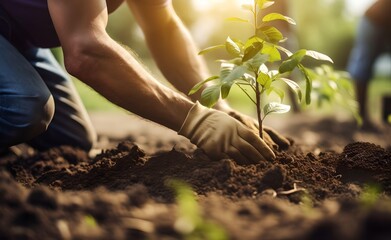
[0,7,96,151]
[347,16,391,82]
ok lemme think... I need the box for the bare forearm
[69,36,192,131]
[128,2,210,102]
[146,18,209,99]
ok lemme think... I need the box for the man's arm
[48,0,192,131]
[126,0,211,103]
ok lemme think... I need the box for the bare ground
[1,111,391,240]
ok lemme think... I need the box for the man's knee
[0,93,55,147]
[14,93,54,139]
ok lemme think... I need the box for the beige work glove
[178,102,275,164]
[226,111,290,151]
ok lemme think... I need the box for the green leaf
[244,36,263,48]
[257,0,275,9]
[263,102,290,118]
[261,44,281,62]
[189,76,219,95]
[256,26,284,44]
[257,72,271,87]
[259,63,268,74]
[219,63,234,80]
[256,0,265,7]
[242,42,263,62]
[305,50,334,63]
[226,17,250,24]
[241,73,256,85]
[200,85,221,108]
[198,44,225,55]
[225,37,242,57]
[235,39,245,49]
[266,87,285,102]
[221,82,233,99]
[289,49,307,59]
[222,65,247,84]
[298,64,312,105]
[216,57,243,65]
[262,13,296,25]
[276,45,292,57]
[279,78,302,101]
[262,1,275,9]
[268,70,279,79]
[246,54,269,72]
[291,49,307,60]
[279,49,307,73]
[279,59,297,73]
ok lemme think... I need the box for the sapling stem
[255,80,263,138]
[253,1,263,139]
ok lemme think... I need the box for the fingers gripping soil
[227,110,290,151]
[236,126,275,163]
[263,127,290,150]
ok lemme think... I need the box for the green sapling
[190,0,333,138]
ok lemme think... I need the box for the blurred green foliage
[360,184,382,208]
[167,179,228,240]
[292,0,355,69]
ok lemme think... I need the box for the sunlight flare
[237,0,254,6]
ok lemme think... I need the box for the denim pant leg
[23,48,97,151]
[0,35,54,149]
[347,16,384,82]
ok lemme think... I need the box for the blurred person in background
[0,0,290,164]
[347,0,391,129]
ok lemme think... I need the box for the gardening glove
[178,101,275,165]
[226,110,290,151]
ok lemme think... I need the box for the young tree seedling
[190,0,333,138]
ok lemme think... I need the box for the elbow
[62,37,108,81]
[63,47,95,81]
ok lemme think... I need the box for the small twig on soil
[57,220,72,240]
[260,189,277,198]
[277,183,306,195]
[122,218,155,233]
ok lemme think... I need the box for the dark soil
[1,116,391,240]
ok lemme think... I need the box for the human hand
[178,102,275,164]
[226,110,290,151]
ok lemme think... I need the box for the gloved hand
[178,102,275,164]
[227,110,290,151]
